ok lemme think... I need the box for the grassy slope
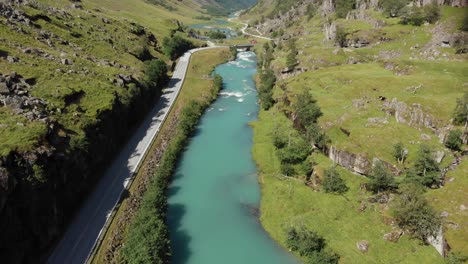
[426,158,468,256]
[0,0,210,156]
[252,108,444,264]
[92,47,231,264]
[249,4,467,263]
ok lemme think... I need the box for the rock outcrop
[383,98,452,142]
[328,146,371,175]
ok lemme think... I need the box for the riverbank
[92,47,231,264]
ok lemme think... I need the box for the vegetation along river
[167,51,298,264]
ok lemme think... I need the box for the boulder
[356,240,369,253]
[7,56,19,63]
[383,230,403,242]
[0,82,9,95]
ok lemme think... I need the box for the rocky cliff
[0,0,192,262]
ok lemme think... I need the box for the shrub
[277,136,311,164]
[453,91,468,126]
[322,166,348,194]
[423,3,441,24]
[393,183,441,241]
[462,12,468,31]
[286,227,339,263]
[208,30,227,39]
[400,6,425,26]
[305,124,329,151]
[368,161,397,193]
[445,129,463,151]
[392,142,408,164]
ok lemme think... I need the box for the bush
[368,161,397,193]
[445,129,463,151]
[453,91,468,126]
[423,3,441,24]
[207,30,227,39]
[392,142,408,164]
[393,183,441,241]
[286,227,339,264]
[400,6,425,26]
[322,166,348,194]
[305,124,329,151]
[462,13,468,31]
[277,136,311,164]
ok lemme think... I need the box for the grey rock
[61,58,72,65]
[0,82,9,95]
[356,240,369,253]
[7,56,19,63]
[383,230,402,242]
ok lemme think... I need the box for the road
[47,46,218,264]
[228,17,272,41]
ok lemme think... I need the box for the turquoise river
[167,51,298,264]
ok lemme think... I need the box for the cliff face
[0,79,156,263]
[0,0,196,262]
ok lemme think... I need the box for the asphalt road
[47,47,216,264]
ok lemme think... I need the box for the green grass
[0,0,212,157]
[0,108,47,156]
[251,107,444,263]
[427,158,468,255]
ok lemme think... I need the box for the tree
[380,0,409,17]
[368,161,397,193]
[322,166,348,194]
[335,0,355,18]
[286,40,297,70]
[453,91,468,128]
[335,26,348,48]
[295,90,323,128]
[258,69,276,110]
[393,183,441,241]
[445,129,463,151]
[162,35,194,60]
[144,59,168,89]
[411,145,440,187]
[392,142,408,164]
[462,12,468,31]
[305,124,329,151]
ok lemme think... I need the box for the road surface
[47,46,219,264]
[228,17,272,41]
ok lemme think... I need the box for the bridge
[234,44,254,51]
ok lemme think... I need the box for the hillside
[0,0,248,262]
[244,0,468,263]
